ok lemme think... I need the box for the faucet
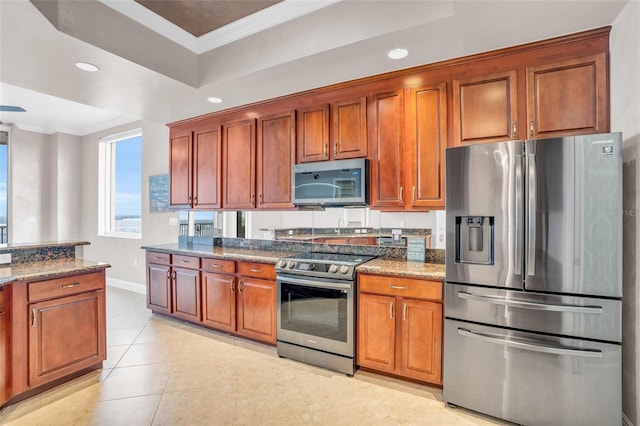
[336,218,343,234]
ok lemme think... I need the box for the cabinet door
[257,111,296,209]
[169,131,193,207]
[28,290,106,387]
[297,104,329,163]
[526,53,608,139]
[357,293,396,373]
[452,70,518,146]
[171,267,201,322]
[369,90,405,208]
[407,82,447,209]
[331,97,367,159]
[0,291,7,406]
[201,272,236,332]
[193,124,222,209]
[236,277,276,344]
[147,263,171,315]
[400,299,442,384]
[223,119,256,209]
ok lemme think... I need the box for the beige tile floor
[0,286,508,425]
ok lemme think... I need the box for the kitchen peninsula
[0,241,110,409]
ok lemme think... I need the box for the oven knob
[339,265,350,274]
[328,264,338,273]
[286,260,296,269]
[277,259,287,268]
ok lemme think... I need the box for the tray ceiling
[134,0,282,37]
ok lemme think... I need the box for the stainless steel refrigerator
[443,133,622,425]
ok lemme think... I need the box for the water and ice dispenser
[455,216,494,265]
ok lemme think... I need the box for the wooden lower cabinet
[0,285,9,406]
[28,289,106,387]
[146,252,172,315]
[236,276,276,344]
[146,252,277,345]
[202,271,236,332]
[357,273,443,385]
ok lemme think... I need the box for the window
[0,132,7,243]
[98,129,142,238]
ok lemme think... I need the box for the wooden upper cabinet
[526,52,608,139]
[369,90,405,208]
[169,124,221,209]
[193,125,222,209]
[257,110,296,209]
[297,97,367,163]
[452,70,518,146]
[223,118,256,209]
[331,97,367,159]
[406,82,447,209]
[297,104,329,162]
[169,131,192,207]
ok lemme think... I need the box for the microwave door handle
[457,328,603,358]
[527,152,537,276]
[514,154,523,275]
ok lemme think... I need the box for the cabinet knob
[324,143,328,158]
[403,303,408,321]
[399,187,404,202]
[31,308,37,327]
[238,279,244,293]
[512,122,518,139]
[334,143,338,156]
[389,302,394,319]
[412,186,416,204]
[230,278,235,293]
[250,194,255,205]
[259,193,263,205]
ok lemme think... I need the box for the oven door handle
[277,275,352,291]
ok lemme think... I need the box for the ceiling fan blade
[0,105,26,112]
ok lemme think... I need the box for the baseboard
[107,277,146,294]
[623,412,634,426]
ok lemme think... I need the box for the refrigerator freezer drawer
[445,283,621,342]
[444,319,621,426]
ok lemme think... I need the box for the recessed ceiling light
[207,97,223,104]
[387,48,409,60]
[75,62,100,72]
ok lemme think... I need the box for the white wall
[80,120,179,293]
[8,125,52,243]
[49,132,82,240]
[611,1,640,424]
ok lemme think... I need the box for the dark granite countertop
[0,258,110,287]
[142,243,298,264]
[143,243,445,280]
[0,240,90,251]
[357,258,445,281]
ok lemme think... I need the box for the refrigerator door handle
[514,154,523,275]
[457,328,603,358]
[527,153,537,276]
[457,291,604,314]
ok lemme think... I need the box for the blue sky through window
[114,135,142,220]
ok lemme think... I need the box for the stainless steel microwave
[292,158,369,207]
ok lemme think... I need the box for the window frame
[98,128,142,239]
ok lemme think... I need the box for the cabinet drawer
[28,271,105,303]
[358,274,442,301]
[201,258,235,274]
[146,252,171,265]
[172,255,200,269]
[237,262,276,280]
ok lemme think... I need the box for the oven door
[276,274,354,357]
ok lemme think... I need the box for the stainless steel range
[275,252,375,375]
